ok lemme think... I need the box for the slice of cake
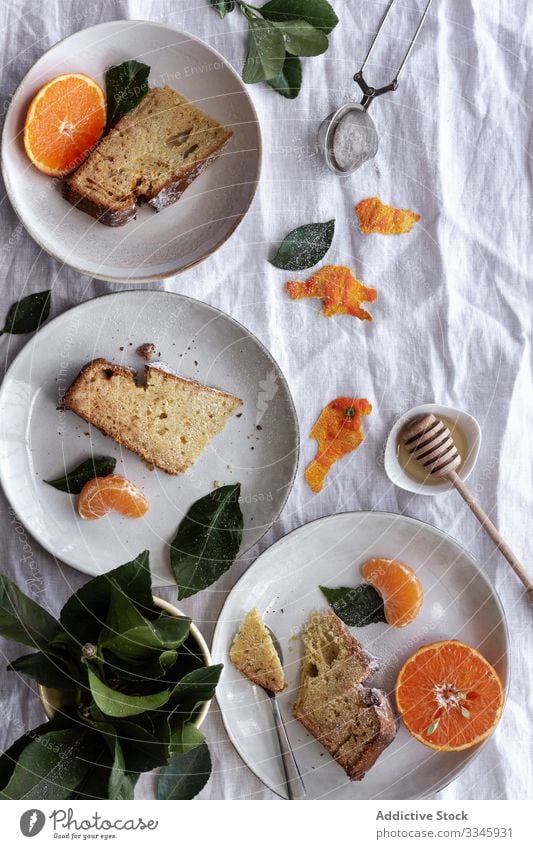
[63,86,233,225]
[63,358,242,475]
[230,609,285,692]
[293,610,396,780]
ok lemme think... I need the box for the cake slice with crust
[63,358,242,475]
[230,608,285,692]
[293,610,396,780]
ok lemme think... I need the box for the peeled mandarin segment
[355,197,420,235]
[361,558,423,627]
[24,73,106,176]
[395,640,504,751]
[305,397,372,493]
[286,265,377,321]
[78,475,149,520]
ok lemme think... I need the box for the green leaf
[108,734,126,800]
[105,60,150,130]
[102,649,178,682]
[270,219,335,270]
[0,728,95,800]
[267,54,302,98]
[44,455,116,494]
[0,575,60,649]
[319,584,386,627]
[102,618,190,661]
[8,651,76,690]
[261,0,339,33]
[86,665,170,718]
[157,743,211,800]
[170,721,205,754]
[171,664,223,707]
[170,484,243,600]
[0,717,74,791]
[242,17,286,84]
[113,718,170,772]
[210,0,235,15]
[60,551,153,644]
[99,583,151,645]
[0,290,51,336]
[273,19,329,56]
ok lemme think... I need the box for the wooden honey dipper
[401,413,533,605]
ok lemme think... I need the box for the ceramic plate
[212,511,509,800]
[0,290,298,585]
[1,20,261,282]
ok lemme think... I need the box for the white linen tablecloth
[0,0,531,800]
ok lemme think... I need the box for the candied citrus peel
[305,397,372,493]
[286,265,377,321]
[356,197,420,235]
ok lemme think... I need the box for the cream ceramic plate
[212,511,509,800]
[1,20,261,282]
[0,290,298,585]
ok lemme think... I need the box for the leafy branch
[210,0,338,99]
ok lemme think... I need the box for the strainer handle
[354,0,434,109]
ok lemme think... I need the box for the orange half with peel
[395,640,505,751]
[24,73,105,176]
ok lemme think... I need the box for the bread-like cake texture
[63,358,242,475]
[63,86,233,225]
[230,609,285,693]
[293,610,396,780]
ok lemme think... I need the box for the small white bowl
[384,403,482,496]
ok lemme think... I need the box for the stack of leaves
[210,0,339,99]
[0,552,221,800]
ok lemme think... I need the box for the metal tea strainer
[318,0,434,175]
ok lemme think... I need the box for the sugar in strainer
[318,0,434,175]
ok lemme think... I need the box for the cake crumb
[137,342,157,361]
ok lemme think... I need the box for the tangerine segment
[361,558,423,627]
[24,73,106,176]
[395,640,504,752]
[78,475,149,520]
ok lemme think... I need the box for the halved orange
[24,73,105,176]
[78,475,149,520]
[396,640,505,751]
[361,558,423,627]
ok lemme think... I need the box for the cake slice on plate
[63,358,242,475]
[293,610,396,780]
[230,608,285,692]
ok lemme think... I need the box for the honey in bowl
[396,415,469,486]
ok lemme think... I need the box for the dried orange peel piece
[305,397,372,493]
[78,475,149,520]
[286,265,377,321]
[356,197,420,235]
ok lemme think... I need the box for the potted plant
[0,551,221,800]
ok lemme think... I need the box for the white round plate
[1,20,261,282]
[0,290,298,585]
[212,511,509,800]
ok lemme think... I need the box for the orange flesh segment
[356,197,420,235]
[286,265,377,321]
[395,640,504,751]
[24,73,106,176]
[305,397,372,493]
[361,558,423,627]
[78,475,149,520]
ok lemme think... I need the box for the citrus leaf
[0,290,50,336]
[273,19,329,56]
[261,0,339,33]
[271,219,335,270]
[267,54,302,98]
[101,618,190,661]
[320,584,386,627]
[157,743,211,800]
[170,721,205,754]
[171,664,223,706]
[210,0,235,15]
[170,484,243,600]
[86,665,171,717]
[8,651,76,690]
[242,16,286,83]
[112,718,170,772]
[44,455,116,494]
[0,575,60,649]
[105,60,150,130]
